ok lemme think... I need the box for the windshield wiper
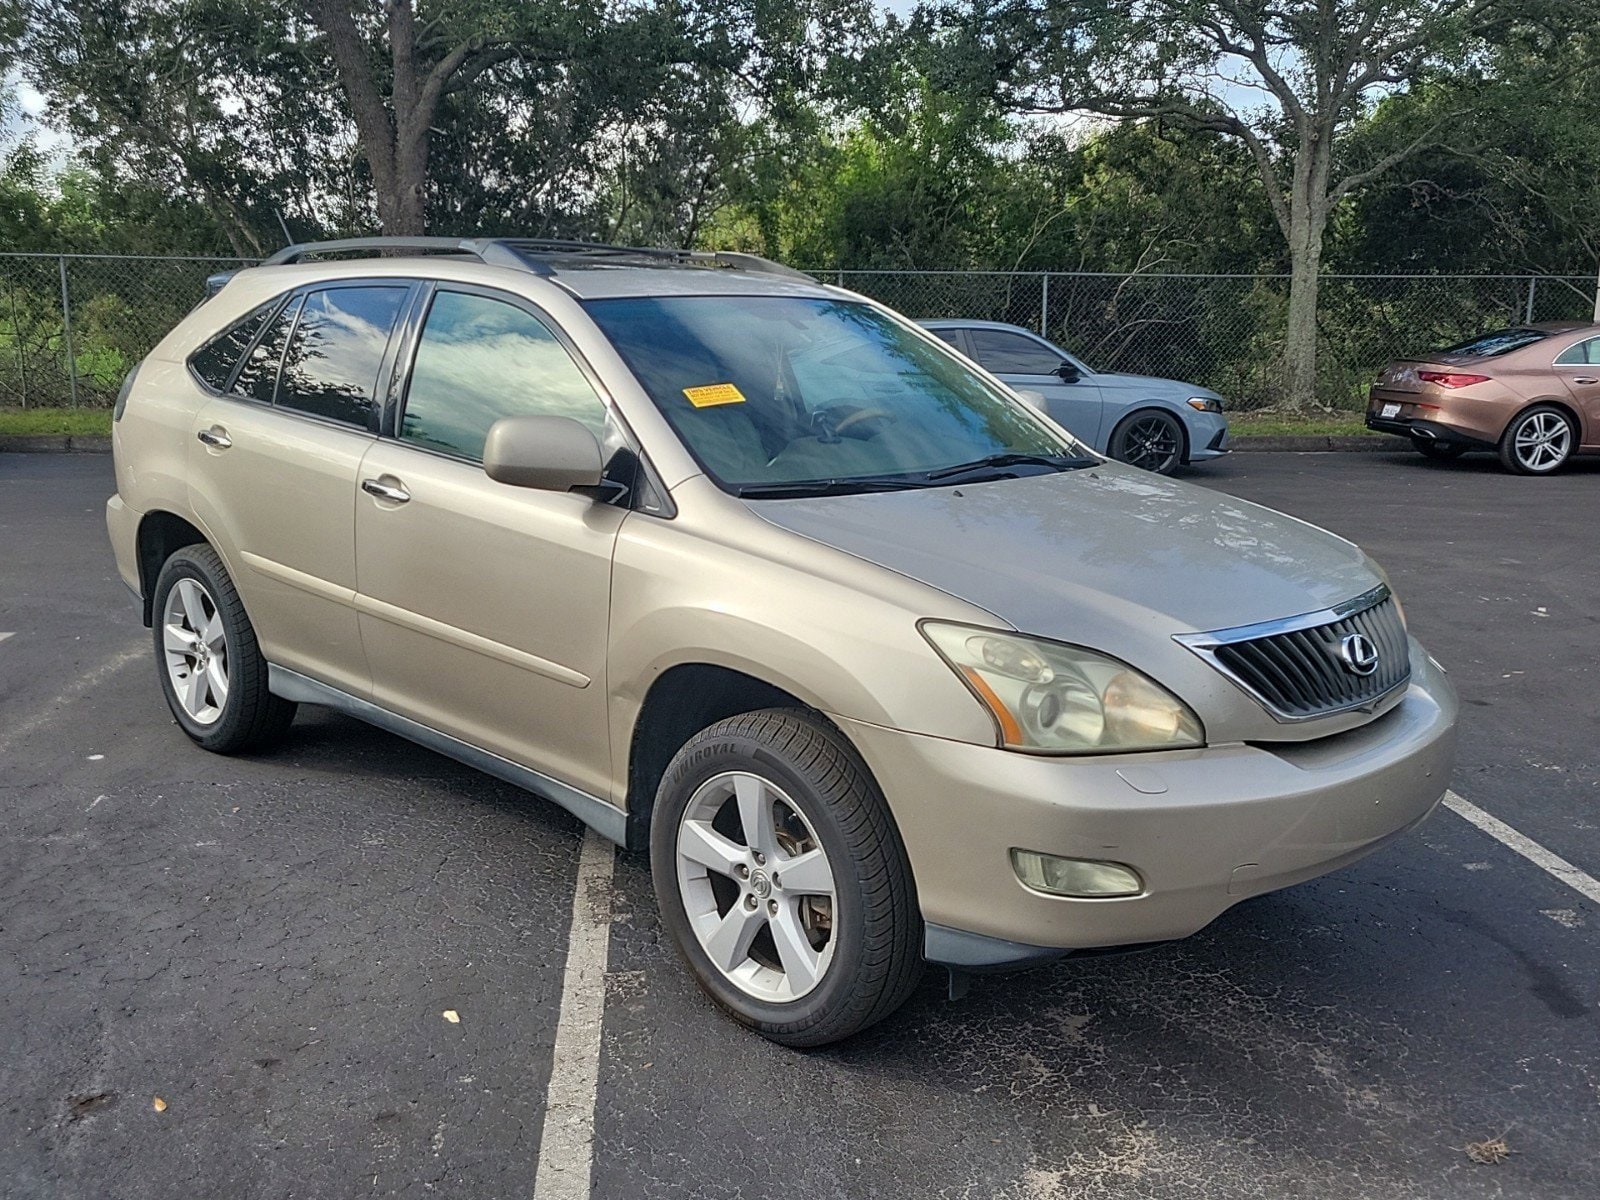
[924,452,1097,482]
[735,476,924,499]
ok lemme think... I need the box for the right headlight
[921,622,1204,755]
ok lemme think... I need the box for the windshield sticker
[683,382,747,408]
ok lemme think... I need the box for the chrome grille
[1176,587,1410,721]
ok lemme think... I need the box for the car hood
[747,464,1378,642]
[1093,372,1215,400]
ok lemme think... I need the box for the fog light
[1010,849,1143,898]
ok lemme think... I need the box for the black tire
[649,708,922,1047]
[1498,404,1577,475]
[151,544,296,754]
[1412,437,1467,461]
[1109,408,1186,475]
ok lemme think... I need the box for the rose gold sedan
[1366,321,1600,474]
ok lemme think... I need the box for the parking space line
[0,643,142,757]
[0,632,13,644]
[1446,789,1600,907]
[533,827,616,1200]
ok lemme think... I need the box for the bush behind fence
[1,253,1594,410]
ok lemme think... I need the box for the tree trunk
[1280,146,1332,412]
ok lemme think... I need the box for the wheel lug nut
[767,900,778,915]
[744,894,758,909]
[735,864,749,879]
[753,852,766,865]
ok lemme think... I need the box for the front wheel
[1498,405,1576,475]
[1109,409,1185,474]
[650,709,922,1047]
[151,544,296,754]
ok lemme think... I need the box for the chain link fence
[826,270,1600,410]
[2,253,1595,411]
[0,253,254,408]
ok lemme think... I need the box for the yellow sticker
[683,382,746,408]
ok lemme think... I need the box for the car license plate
[1380,403,1401,418]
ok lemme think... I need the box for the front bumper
[1185,410,1230,461]
[837,645,1457,968]
[106,493,142,601]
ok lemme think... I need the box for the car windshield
[1437,328,1549,359]
[585,295,1087,495]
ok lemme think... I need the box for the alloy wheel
[162,578,229,725]
[1118,413,1182,473]
[675,770,838,1002]
[1513,411,1571,472]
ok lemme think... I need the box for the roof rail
[260,236,810,281]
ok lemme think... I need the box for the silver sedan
[920,319,1230,474]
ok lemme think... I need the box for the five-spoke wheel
[651,709,922,1046]
[151,544,296,753]
[675,771,838,1001]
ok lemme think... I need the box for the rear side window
[190,301,278,392]
[1554,337,1600,366]
[1439,329,1548,358]
[399,290,606,461]
[231,297,302,404]
[276,286,408,428]
[968,328,1065,375]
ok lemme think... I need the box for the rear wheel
[1412,437,1467,461]
[650,709,922,1047]
[151,545,296,754]
[1109,409,1185,475]
[1498,405,1576,475]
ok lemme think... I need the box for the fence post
[1525,277,1537,324]
[1039,273,1050,337]
[58,255,79,408]
[1593,262,1600,323]
[8,285,27,409]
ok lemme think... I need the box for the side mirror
[1014,388,1047,411]
[483,415,605,493]
[1054,362,1081,383]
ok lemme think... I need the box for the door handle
[361,477,411,504]
[1574,376,1598,385]
[196,426,232,449]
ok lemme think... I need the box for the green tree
[929,0,1580,408]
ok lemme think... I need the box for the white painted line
[0,632,13,645]
[0,643,142,757]
[533,827,616,1200]
[1446,789,1600,907]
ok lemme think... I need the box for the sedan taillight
[1417,371,1491,389]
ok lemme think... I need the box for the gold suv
[107,238,1458,1045]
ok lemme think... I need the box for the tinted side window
[400,291,606,461]
[928,328,966,351]
[231,296,302,404]
[968,328,1064,375]
[191,301,278,392]
[1555,337,1600,366]
[276,286,408,428]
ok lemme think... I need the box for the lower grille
[1176,587,1410,721]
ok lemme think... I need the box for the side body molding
[267,664,626,845]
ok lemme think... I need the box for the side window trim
[384,281,670,514]
[1554,336,1600,367]
[211,279,416,436]
[184,294,289,397]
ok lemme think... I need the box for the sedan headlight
[1186,396,1223,413]
[921,622,1204,754]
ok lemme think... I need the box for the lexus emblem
[1338,632,1379,677]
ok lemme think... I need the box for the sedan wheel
[1499,405,1576,475]
[1110,410,1185,474]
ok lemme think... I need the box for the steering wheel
[831,407,897,438]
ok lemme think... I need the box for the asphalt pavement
[1,448,1596,1199]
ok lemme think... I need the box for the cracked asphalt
[2,449,1597,1199]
